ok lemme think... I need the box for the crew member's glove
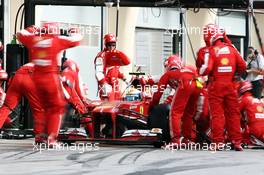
[73,102,87,115]
[122,78,129,85]
[101,83,112,96]
[82,98,91,107]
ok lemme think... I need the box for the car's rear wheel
[148,104,171,143]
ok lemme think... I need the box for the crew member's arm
[150,72,169,106]
[114,50,131,66]
[16,25,38,47]
[61,70,86,114]
[75,73,91,106]
[118,71,125,80]
[233,47,247,74]
[238,97,249,132]
[196,47,207,71]
[199,47,214,76]
[94,56,106,86]
[254,54,264,75]
[58,27,83,50]
[94,55,112,96]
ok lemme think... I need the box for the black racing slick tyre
[148,104,170,143]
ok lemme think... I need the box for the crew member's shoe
[162,138,181,150]
[47,135,61,149]
[232,141,243,151]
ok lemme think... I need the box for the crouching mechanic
[200,24,246,151]
[17,22,83,146]
[239,80,264,144]
[0,63,46,143]
[150,55,201,146]
[61,59,93,138]
[94,33,130,100]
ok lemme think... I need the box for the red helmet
[164,55,183,71]
[239,81,252,94]
[203,24,224,46]
[104,34,117,45]
[62,59,79,73]
[203,24,215,46]
[42,22,60,35]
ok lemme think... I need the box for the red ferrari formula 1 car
[58,72,170,147]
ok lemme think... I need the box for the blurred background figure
[245,46,264,99]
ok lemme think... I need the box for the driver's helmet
[125,88,142,101]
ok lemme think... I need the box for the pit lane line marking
[15,150,40,160]
[118,149,155,165]
[2,151,26,159]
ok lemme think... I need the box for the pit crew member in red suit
[0,59,11,126]
[16,22,83,145]
[61,59,93,138]
[195,24,234,143]
[0,40,11,125]
[0,63,46,143]
[199,24,246,151]
[150,55,201,145]
[94,33,130,100]
[239,80,264,143]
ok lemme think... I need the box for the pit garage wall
[250,13,264,53]
[3,0,24,69]
[35,5,103,99]
[185,9,217,65]
[107,7,139,89]
[186,9,246,65]
[9,0,24,43]
[35,6,139,99]
[135,8,181,75]
[107,7,181,90]
[6,2,263,97]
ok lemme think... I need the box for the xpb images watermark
[162,142,232,153]
[33,142,100,153]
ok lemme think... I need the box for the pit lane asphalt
[0,139,263,175]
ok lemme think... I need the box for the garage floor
[0,139,264,175]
